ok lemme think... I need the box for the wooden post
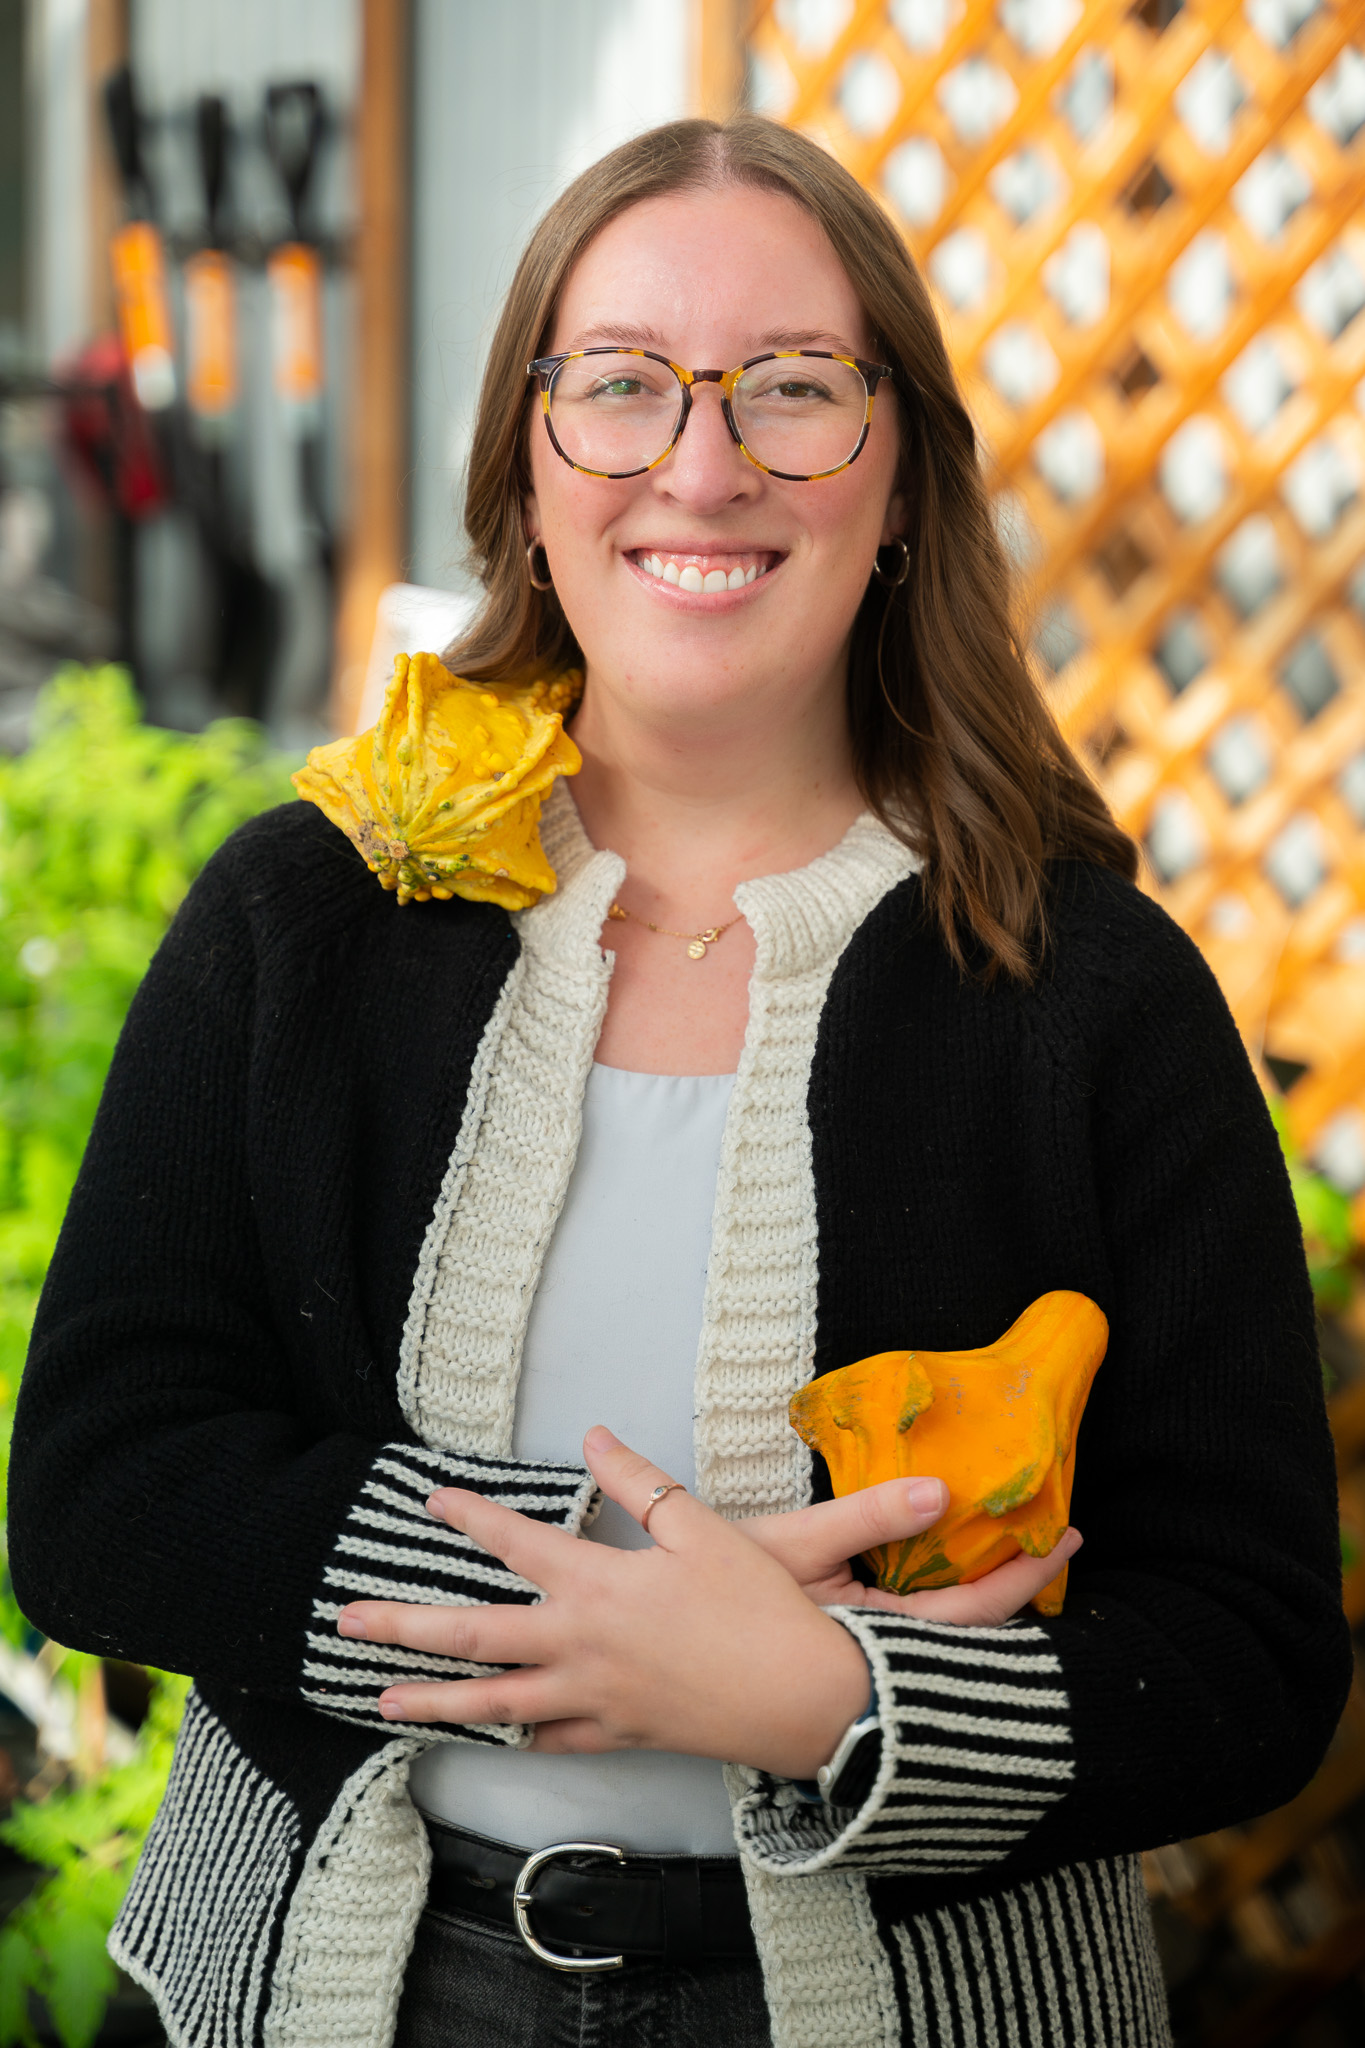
[696,0,748,122]
[85,0,128,338]
[332,0,410,733]
[73,1656,108,1784]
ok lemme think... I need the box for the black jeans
[393,1903,773,2048]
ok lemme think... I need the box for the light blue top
[407,1061,740,1853]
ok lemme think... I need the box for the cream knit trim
[694,815,919,1517]
[264,1740,429,2048]
[739,1860,902,2048]
[396,962,526,1444]
[398,781,623,1452]
[695,815,917,2048]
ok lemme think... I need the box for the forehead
[548,183,872,357]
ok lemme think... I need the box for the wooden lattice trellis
[747,0,1365,1223]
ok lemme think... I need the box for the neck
[565,668,864,917]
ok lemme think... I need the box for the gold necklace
[607,900,744,961]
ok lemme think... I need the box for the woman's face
[524,183,904,735]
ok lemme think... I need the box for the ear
[522,485,542,548]
[880,490,907,547]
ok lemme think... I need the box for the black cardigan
[8,795,1350,2048]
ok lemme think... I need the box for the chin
[592,645,806,723]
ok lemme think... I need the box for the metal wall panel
[130,0,359,245]
[26,0,91,363]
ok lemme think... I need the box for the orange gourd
[787,1292,1107,1616]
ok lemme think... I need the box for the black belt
[422,1815,756,1972]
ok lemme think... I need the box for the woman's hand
[337,1427,1080,1776]
[340,1426,872,1779]
[739,1480,1081,1624]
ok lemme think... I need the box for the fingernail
[906,1478,947,1513]
[424,1492,446,1520]
[378,1694,403,1719]
[585,1425,620,1453]
[338,1612,368,1638]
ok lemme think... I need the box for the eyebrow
[752,327,862,354]
[561,323,670,352]
[558,323,864,358]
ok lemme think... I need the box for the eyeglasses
[526,348,895,483]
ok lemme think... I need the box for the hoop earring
[872,536,910,588]
[526,537,554,591]
[873,538,930,742]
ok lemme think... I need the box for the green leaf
[33,1896,117,2048]
[0,1923,40,2047]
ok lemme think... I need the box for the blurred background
[4,1,1365,2043]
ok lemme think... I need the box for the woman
[9,116,1348,2048]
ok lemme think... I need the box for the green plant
[0,666,297,2045]
[0,1671,190,2048]
[1267,1097,1356,1317]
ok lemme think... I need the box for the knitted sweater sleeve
[733,892,1351,1881]
[7,835,596,1746]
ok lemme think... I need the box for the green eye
[745,373,835,405]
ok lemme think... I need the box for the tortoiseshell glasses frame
[525,347,896,483]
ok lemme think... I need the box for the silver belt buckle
[513,1840,627,1972]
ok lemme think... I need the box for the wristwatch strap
[793,1662,883,1809]
[816,1699,883,1808]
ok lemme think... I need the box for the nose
[654,381,759,513]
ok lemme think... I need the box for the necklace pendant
[687,939,708,960]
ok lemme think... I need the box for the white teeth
[638,553,771,588]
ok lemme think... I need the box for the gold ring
[640,1481,686,1535]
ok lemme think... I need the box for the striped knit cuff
[301,1441,598,1742]
[732,1608,1074,1879]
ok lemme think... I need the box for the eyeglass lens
[546,354,870,478]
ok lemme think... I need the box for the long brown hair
[448,115,1137,980]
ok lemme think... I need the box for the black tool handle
[104,64,152,218]
[263,82,324,242]
[196,95,230,247]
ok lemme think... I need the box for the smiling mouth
[628,549,781,592]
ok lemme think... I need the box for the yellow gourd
[293,651,582,910]
[787,1292,1107,1616]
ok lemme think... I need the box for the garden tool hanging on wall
[98,64,177,688]
[261,79,333,740]
[264,83,331,565]
[183,103,239,433]
[186,94,279,721]
[104,67,176,418]
[59,334,167,673]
